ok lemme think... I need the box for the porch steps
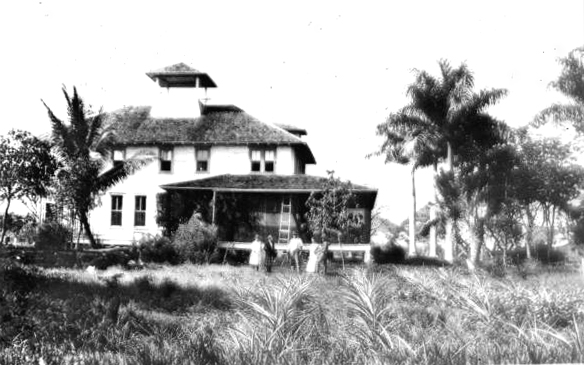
[278,197,292,244]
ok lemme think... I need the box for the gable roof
[162,174,376,193]
[105,106,316,163]
[146,63,217,88]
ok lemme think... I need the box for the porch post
[212,190,217,224]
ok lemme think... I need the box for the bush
[371,244,406,264]
[33,222,71,251]
[172,213,218,264]
[139,235,180,265]
[509,244,566,266]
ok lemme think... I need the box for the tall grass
[2,260,584,364]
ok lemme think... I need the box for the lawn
[1,260,584,364]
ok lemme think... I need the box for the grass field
[1,261,584,364]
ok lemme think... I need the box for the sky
[0,1,583,223]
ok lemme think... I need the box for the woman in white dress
[249,234,264,271]
[306,238,319,273]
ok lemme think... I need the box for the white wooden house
[88,63,377,246]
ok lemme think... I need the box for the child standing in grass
[249,234,263,271]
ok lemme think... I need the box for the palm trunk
[79,211,98,248]
[1,198,12,245]
[429,163,438,257]
[408,165,417,257]
[525,208,534,259]
[469,217,484,270]
[443,142,454,263]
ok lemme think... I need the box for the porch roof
[161,174,378,195]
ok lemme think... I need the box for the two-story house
[89,63,377,245]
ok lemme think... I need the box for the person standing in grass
[306,237,319,273]
[288,232,304,273]
[249,234,263,271]
[264,234,277,273]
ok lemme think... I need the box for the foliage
[33,222,72,251]
[371,244,407,264]
[172,213,218,264]
[1,263,584,364]
[138,235,180,265]
[0,129,58,244]
[533,46,584,133]
[43,86,152,248]
[305,171,360,242]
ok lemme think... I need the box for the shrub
[172,213,218,264]
[33,222,72,251]
[371,244,406,264]
[509,244,566,266]
[139,235,180,264]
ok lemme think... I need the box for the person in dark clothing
[264,234,277,272]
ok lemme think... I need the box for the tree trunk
[429,163,438,258]
[79,211,98,248]
[548,207,556,248]
[408,165,417,257]
[469,218,484,269]
[1,198,12,245]
[525,208,534,259]
[443,142,454,263]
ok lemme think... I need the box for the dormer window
[160,148,173,172]
[196,148,210,173]
[113,149,125,168]
[250,148,276,173]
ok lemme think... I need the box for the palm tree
[384,60,506,262]
[43,86,152,248]
[533,47,584,132]
[376,112,439,256]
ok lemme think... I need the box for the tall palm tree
[43,86,152,248]
[376,111,440,256]
[385,60,506,262]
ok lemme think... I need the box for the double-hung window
[250,149,276,173]
[111,195,123,226]
[160,148,173,172]
[113,149,125,168]
[196,149,210,173]
[134,196,146,227]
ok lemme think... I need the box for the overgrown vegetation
[1,262,583,364]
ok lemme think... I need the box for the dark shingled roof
[106,106,316,163]
[146,63,217,88]
[161,174,377,193]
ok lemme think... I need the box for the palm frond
[532,103,584,132]
[94,151,155,193]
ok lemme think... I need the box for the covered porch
[159,174,377,247]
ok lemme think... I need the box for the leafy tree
[43,87,152,248]
[305,171,362,267]
[511,132,584,250]
[0,130,58,244]
[378,60,507,262]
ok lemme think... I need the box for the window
[250,149,276,173]
[111,195,123,226]
[113,149,125,168]
[160,148,173,172]
[196,149,210,172]
[251,150,262,172]
[134,196,146,226]
[265,150,275,172]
